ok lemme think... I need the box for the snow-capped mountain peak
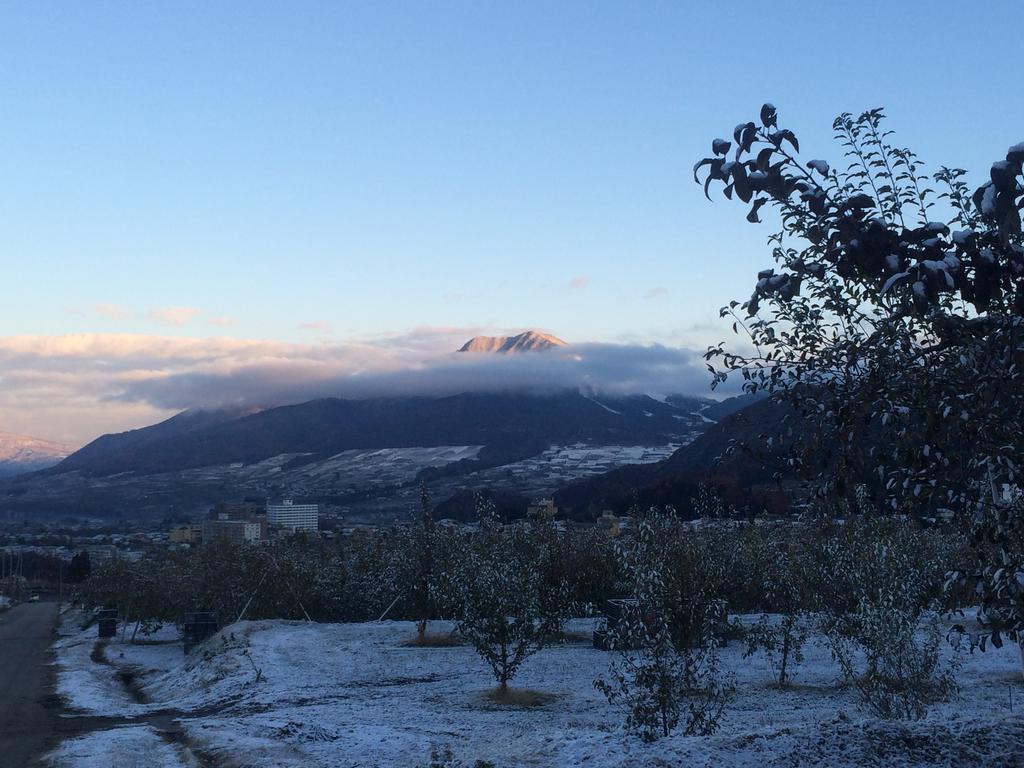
[458,330,567,354]
[0,431,70,477]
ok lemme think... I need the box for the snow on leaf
[807,159,830,176]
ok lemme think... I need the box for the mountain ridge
[458,330,567,354]
[1,391,764,520]
[48,390,705,478]
[553,395,788,517]
[0,431,71,477]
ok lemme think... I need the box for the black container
[183,611,218,654]
[97,608,117,639]
[592,598,639,650]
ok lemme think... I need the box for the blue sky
[1,1,1022,443]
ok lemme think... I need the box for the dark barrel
[97,608,117,639]
[592,598,639,650]
[183,611,219,654]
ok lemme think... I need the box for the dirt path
[47,635,219,767]
[0,600,59,768]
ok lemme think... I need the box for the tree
[408,484,436,640]
[435,495,566,694]
[817,509,962,719]
[66,550,91,583]
[595,509,731,740]
[695,104,1024,666]
[742,529,810,687]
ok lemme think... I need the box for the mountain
[52,391,697,478]
[553,395,790,518]
[0,432,70,477]
[458,330,567,354]
[667,391,768,421]
[57,406,255,476]
[0,390,718,519]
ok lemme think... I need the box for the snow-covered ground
[50,613,1024,767]
[47,725,198,768]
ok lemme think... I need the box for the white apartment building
[266,499,319,532]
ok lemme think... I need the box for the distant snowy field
[49,612,1024,768]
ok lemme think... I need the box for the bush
[819,517,963,719]
[432,497,569,692]
[826,600,960,719]
[595,509,732,740]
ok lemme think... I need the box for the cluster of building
[169,499,319,547]
[1,530,165,566]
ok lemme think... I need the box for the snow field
[46,725,197,768]
[52,613,1024,767]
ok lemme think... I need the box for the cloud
[567,275,590,290]
[90,304,216,328]
[94,303,129,320]
[359,325,488,353]
[150,307,202,326]
[298,320,333,334]
[114,339,713,412]
[644,286,670,300]
[0,330,719,445]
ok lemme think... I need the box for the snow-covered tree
[435,495,567,693]
[821,534,962,718]
[595,509,731,740]
[696,104,1024,669]
[389,483,440,641]
[742,530,810,687]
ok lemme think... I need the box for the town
[0,495,643,595]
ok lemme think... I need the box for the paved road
[0,601,59,767]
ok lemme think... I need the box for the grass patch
[401,631,462,648]
[483,687,558,708]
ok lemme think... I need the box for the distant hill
[58,407,255,475]
[458,330,567,353]
[553,395,790,518]
[48,391,704,479]
[0,432,70,477]
[432,488,531,523]
[667,391,768,421]
[6,389,768,520]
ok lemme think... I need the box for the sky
[2,1,1022,446]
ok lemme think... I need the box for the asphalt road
[0,601,59,767]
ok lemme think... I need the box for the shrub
[819,518,962,719]
[826,599,960,719]
[595,509,732,740]
[742,531,811,686]
[433,496,568,692]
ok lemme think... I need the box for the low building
[596,510,632,537]
[85,544,120,562]
[169,524,204,543]
[211,501,265,521]
[527,498,558,519]
[202,519,261,545]
[208,501,268,539]
[266,499,319,533]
